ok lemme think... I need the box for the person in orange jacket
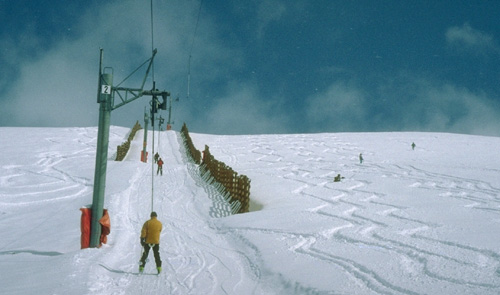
[157,157,164,176]
[139,212,163,274]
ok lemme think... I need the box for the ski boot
[157,267,162,274]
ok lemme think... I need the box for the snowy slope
[1,127,500,294]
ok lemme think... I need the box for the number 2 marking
[102,85,111,94]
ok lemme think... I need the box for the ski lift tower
[90,48,169,248]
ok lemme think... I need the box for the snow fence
[115,121,142,161]
[180,123,251,214]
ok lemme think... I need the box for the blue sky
[1,0,499,136]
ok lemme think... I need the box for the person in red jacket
[157,157,163,176]
[139,212,163,274]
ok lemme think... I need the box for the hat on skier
[150,211,157,217]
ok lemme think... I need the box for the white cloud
[413,82,500,136]
[4,46,97,126]
[305,81,368,132]
[0,0,243,129]
[446,23,499,54]
[304,77,500,137]
[178,82,290,135]
[256,1,287,39]
[373,76,500,136]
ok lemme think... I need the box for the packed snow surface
[1,126,500,294]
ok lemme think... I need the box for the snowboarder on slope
[139,212,163,274]
[157,158,164,176]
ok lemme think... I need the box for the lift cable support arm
[111,49,169,111]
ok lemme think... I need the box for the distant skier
[359,153,363,164]
[154,152,159,163]
[157,158,163,176]
[411,142,416,150]
[334,174,344,182]
[139,212,163,274]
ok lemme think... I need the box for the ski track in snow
[193,132,500,294]
[81,130,262,295]
[1,128,500,294]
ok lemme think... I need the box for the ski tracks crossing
[198,132,500,294]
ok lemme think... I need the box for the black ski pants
[140,243,161,268]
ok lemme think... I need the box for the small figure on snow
[157,157,164,176]
[334,174,344,182]
[154,152,159,163]
[359,153,364,164]
[139,212,163,274]
[411,142,416,150]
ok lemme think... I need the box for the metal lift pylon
[89,48,169,248]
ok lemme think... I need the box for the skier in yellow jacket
[139,211,162,274]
